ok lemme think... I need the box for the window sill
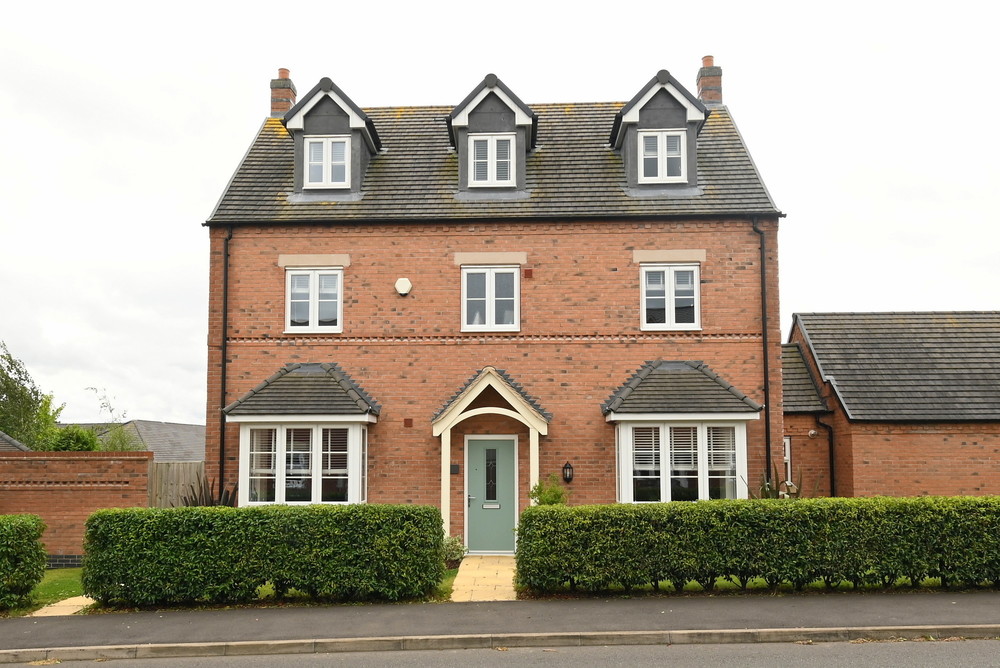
[283,328,344,335]
[640,325,702,332]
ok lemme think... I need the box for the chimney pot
[702,55,714,68]
[278,68,290,79]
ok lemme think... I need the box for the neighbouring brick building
[205,57,784,553]
[784,312,1000,497]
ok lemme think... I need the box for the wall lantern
[562,461,574,483]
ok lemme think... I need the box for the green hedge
[515,497,1000,593]
[83,504,444,606]
[0,514,47,609]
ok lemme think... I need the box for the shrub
[529,473,570,505]
[0,515,47,609]
[46,425,100,451]
[83,504,443,606]
[516,497,1000,594]
[442,535,467,568]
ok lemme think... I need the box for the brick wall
[783,413,833,496]
[847,423,1000,496]
[205,217,784,530]
[0,452,152,565]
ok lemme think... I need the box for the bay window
[617,422,747,502]
[239,423,368,505]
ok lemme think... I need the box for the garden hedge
[0,514,47,609]
[515,497,1000,593]
[83,504,444,606]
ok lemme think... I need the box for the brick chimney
[270,68,297,117]
[697,55,722,105]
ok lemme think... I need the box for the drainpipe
[816,415,836,496]
[218,226,233,502]
[751,217,773,483]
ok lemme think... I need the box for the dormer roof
[610,69,708,149]
[283,77,381,153]
[447,73,538,148]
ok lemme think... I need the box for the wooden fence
[150,461,206,507]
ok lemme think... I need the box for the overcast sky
[2,1,997,424]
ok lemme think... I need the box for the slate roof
[208,101,778,224]
[224,363,380,417]
[602,360,763,415]
[794,312,1000,421]
[0,429,29,451]
[781,343,828,413]
[433,366,552,422]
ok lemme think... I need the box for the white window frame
[237,422,368,505]
[461,265,520,332]
[303,135,351,189]
[616,421,748,503]
[468,133,516,187]
[640,263,700,331]
[637,129,687,184]
[285,268,344,334]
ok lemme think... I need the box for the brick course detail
[0,452,153,558]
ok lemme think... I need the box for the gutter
[218,226,233,501]
[751,217,774,483]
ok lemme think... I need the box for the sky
[1,1,998,425]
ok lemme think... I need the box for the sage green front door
[467,438,516,553]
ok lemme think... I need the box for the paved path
[28,595,92,617]
[450,555,517,601]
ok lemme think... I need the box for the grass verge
[0,567,84,618]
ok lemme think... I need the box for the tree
[0,341,62,448]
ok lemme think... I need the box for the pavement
[3,556,1000,663]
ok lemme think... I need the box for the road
[15,639,999,667]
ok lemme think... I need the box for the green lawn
[0,567,83,618]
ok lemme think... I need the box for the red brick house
[784,312,1000,497]
[204,58,784,552]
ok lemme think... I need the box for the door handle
[467,495,476,507]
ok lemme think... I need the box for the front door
[467,437,516,553]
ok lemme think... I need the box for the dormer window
[470,133,515,187]
[282,77,380,196]
[638,130,686,183]
[304,136,351,188]
[611,70,708,192]
[449,74,536,194]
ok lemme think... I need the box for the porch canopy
[432,366,550,534]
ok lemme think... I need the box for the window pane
[290,274,310,298]
[466,272,486,298]
[322,477,348,502]
[671,476,699,501]
[318,274,338,299]
[474,139,489,161]
[495,298,515,325]
[667,156,682,177]
[643,135,659,156]
[670,427,698,469]
[249,478,275,502]
[643,157,658,178]
[665,135,681,155]
[290,302,309,327]
[496,159,510,182]
[308,164,324,183]
[495,139,511,182]
[331,164,346,183]
[708,477,737,500]
[673,270,696,324]
[467,299,486,325]
[494,271,514,298]
[330,141,346,162]
[318,302,338,327]
[632,427,661,502]
[495,139,510,161]
[485,448,497,502]
[249,428,276,503]
[308,142,323,162]
[321,428,349,502]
